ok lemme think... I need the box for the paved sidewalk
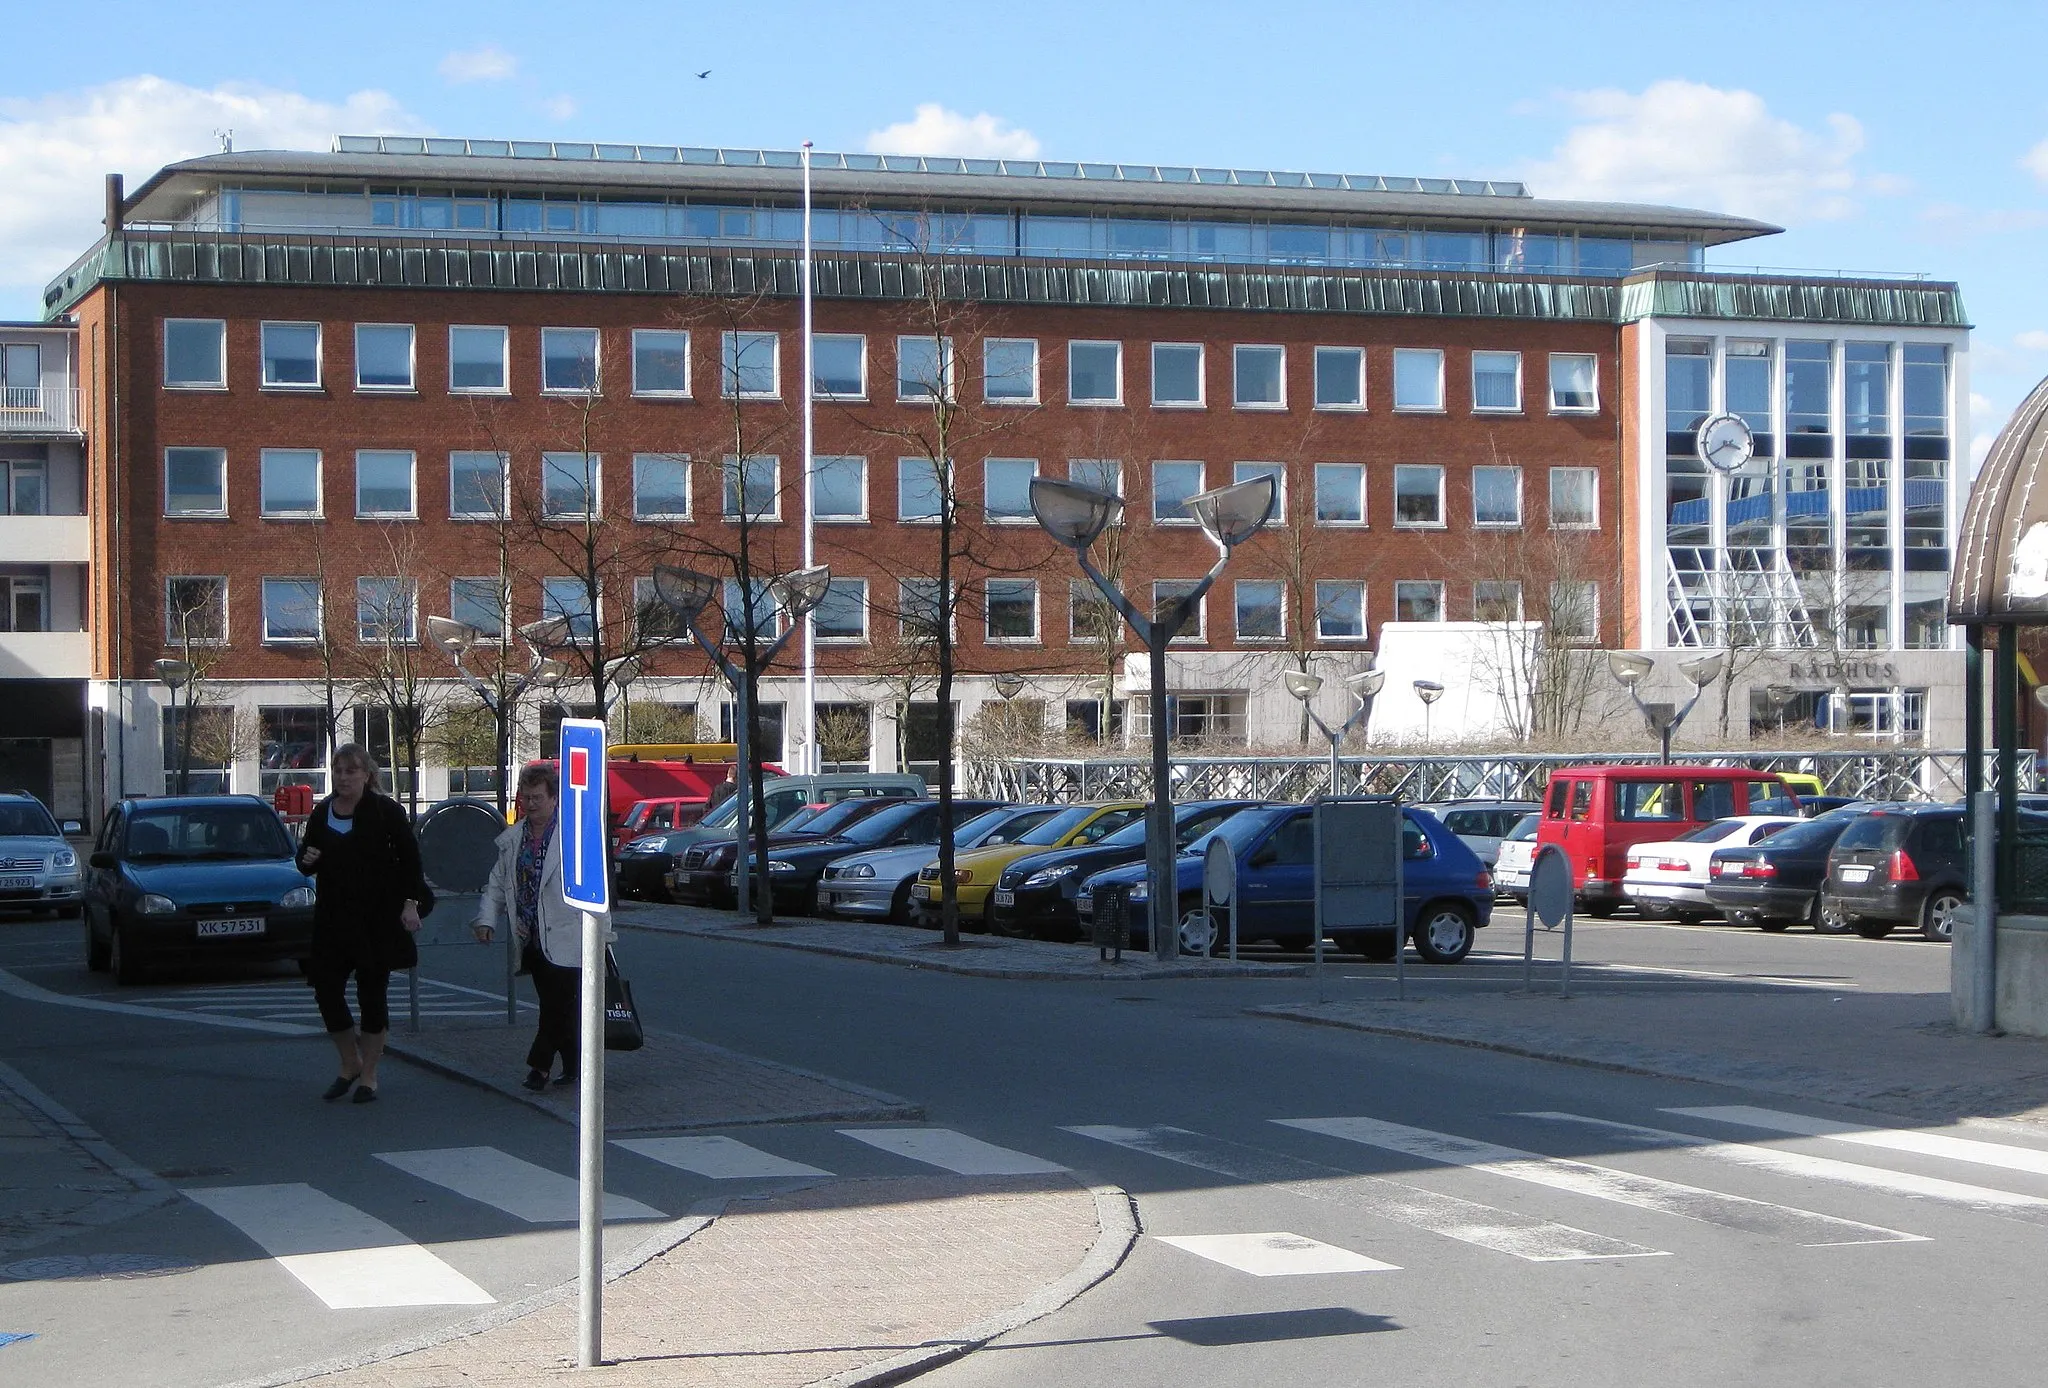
[0,1061,173,1259]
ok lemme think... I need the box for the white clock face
[1696,413,1755,474]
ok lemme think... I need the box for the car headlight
[1127,882,1148,903]
[281,886,317,909]
[767,860,799,874]
[624,840,662,855]
[846,863,875,878]
[137,894,177,915]
[1023,863,1080,890]
[53,848,77,870]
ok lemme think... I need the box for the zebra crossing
[116,976,523,1027]
[178,1103,2048,1310]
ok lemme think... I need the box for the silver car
[1411,800,1542,868]
[0,793,85,917]
[819,804,1062,923]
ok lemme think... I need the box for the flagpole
[800,140,818,775]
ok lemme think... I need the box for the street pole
[577,905,604,1368]
[799,140,818,777]
[1146,637,1174,961]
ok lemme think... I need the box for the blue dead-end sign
[559,718,610,913]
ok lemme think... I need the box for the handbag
[603,948,644,1052]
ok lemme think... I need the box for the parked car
[821,804,1066,923]
[1077,804,1494,963]
[617,803,838,902]
[82,796,315,983]
[1824,804,1989,942]
[654,773,926,863]
[1705,806,1880,933]
[1410,799,1541,867]
[1793,794,1867,818]
[1491,812,1541,903]
[1535,765,1797,915]
[988,800,1266,940]
[738,799,1005,916]
[612,795,710,856]
[670,796,917,907]
[912,801,1148,929]
[1619,815,1801,922]
[0,792,85,919]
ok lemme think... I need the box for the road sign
[1529,844,1573,930]
[559,718,610,913]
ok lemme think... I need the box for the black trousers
[312,966,391,1035]
[526,953,580,1076]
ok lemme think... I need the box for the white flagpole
[800,140,819,775]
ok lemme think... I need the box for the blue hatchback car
[1076,803,1493,962]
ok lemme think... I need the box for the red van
[1535,765,1799,914]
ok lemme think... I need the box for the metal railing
[0,386,78,433]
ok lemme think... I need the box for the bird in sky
[695,69,712,79]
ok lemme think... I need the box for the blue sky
[7,0,2047,458]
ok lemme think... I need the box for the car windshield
[1184,807,1290,857]
[792,799,886,837]
[1017,804,1117,846]
[966,806,1062,846]
[1753,817,1846,850]
[1506,813,1539,842]
[1677,818,1751,844]
[0,801,60,838]
[1095,804,1245,851]
[126,804,292,860]
[838,802,922,844]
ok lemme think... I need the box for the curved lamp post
[425,614,566,815]
[1285,667,1387,795]
[1609,650,1726,762]
[1032,472,1275,960]
[154,658,193,795]
[1412,679,1445,750]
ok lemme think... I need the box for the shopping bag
[603,948,644,1052]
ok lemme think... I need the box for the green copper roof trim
[1617,273,1968,328]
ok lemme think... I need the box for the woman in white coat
[473,763,608,1091]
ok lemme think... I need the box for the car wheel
[85,912,110,972]
[1175,899,1215,957]
[111,923,145,985]
[1921,890,1963,943]
[888,881,914,925]
[1412,903,1476,964]
[1672,909,1710,926]
[1853,919,1896,940]
[1341,933,1399,961]
[1810,894,1852,935]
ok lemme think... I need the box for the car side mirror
[89,850,116,869]
[61,820,84,835]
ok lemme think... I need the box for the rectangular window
[541,452,599,519]
[1472,465,1522,527]
[984,458,1037,523]
[720,579,782,641]
[1392,348,1444,411]
[899,579,946,638]
[812,334,865,399]
[1903,344,1949,440]
[165,447,227,517]
[1394,580,1445,623]
[449,577,506,638]
[1785,340,1833,439]
[1233,345,1286,408]
[1314,463,1366,524]
[164,576,228,644]
[1666,338,1713,439]
[631,329,690,396]
[449,451,508,520]
[986,579,1039,642]
[541,328,600,393]
[632,454,691,520]
[1068,341,1123,405]
[1845,342,1891,438]
[1070,580,1118,643]
[1904,597,1947,650]
[259,448,321,518]
[164,319,226,388]
[356,577,417,643]
[1549,467,1598,528]
[898,457,943,522]
[812,455,867,521]
[1549,353,1598,412]
[897,335,955,402]
[983,338,1038,403]
[1152,343,1204,406]
[815,578,867,642]
[355,450,416,518]
[0,460,44,516]
[631,577,686,644]
[1475,580,1523,622]
[1233,461,1285,524]
[354,324,414,390]
[1313,346,1364,410]
[722,454,780,521]
[720,330,779,398]
[1471,351,1521,412]
[261,322,321,388]
[1548,580,1599,643]
[1315,580,1367,639]
[1726,341,1772,439]
[1152,461,1205,524]
[541,577,595,641]
[1393,464,1444,527]
[1069,458,1122,496]
[1235,580,1284,640]
[256,707,325,796]
[449,325,508,392]
[1152,580,1205,641]
[261,577,322,642]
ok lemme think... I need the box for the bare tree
[347,527,453,817]
[1462,520,1610,741]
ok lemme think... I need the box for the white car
[1491,812,1541,902]
[1622,815,1800,921]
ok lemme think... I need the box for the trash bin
[1092,883,1129,961]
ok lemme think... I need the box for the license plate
[993,890,1015,907]
[196,918,266,938]
[1839,865,1873,883]
[0,876,33,890]
[912,884,933,901]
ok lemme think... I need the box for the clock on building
[1695,413,1755,473]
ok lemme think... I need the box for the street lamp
[604,654,642,743]
[1032,471,1275,960]
[1608,650,1726,762]
[1285,667,1387,795]
[153,658,193,795]
[1413,679,1445,749]
[425,614,565,816]
[993,672,1027,701]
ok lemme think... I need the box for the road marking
[1154,1232,1398,1276]
[1278,1116,1921,1247]
[374,1147,664,1223]
[1668,1106,2048,1179]
[838,1128,1066,1175]
[1066,1124,1661,1262]
[613,1135,830,1180]
[0,966,315,1035]
[186,1184,494,1309]
[1523,1112,2048,1226]
[1585,963,1861,990]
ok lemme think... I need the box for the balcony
[0,386,80,435]
[0,515,88,563]
[0,631,90,679]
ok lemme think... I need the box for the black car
[617,803,835,902]
[1706,807,1874,933]
[1824,805,1985,942]
[987,799,1263,941]
[83,796,316,983]
[671,797,916,907]
[740,799,1004,916]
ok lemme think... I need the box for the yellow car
[911,801,1147,926]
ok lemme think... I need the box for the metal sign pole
[1561,906,1574,999]
[409,968,420,1032]
[557,718,610,1371]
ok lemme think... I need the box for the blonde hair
[331,743,380,778]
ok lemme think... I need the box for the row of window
[1667,338,1950,446]
[160,448,1603,531]
[160,318,1601,415]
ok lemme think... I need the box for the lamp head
[604,654,642,688]
[153,657,193,691]
[652,565,719,621]
[1678,651,1727,689]
[1282,669,1323,702]
[518,616,575,651]
[2035,684,2048,713]
[533,657,569,690]
[1607,651,1654,690]
[1347,669,1387,700]
[993,673,1027,700]
[1186,474,1278,549]
[1030,477,1122,550]
[425,615,481,656]
[1413,679,1445,706]
[769,565,833,619]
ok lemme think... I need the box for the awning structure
[1952,374,2048,624]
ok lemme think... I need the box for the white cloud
[438,46,517,84]
[1524,80,1885,225]
[2017,331,2048,352]
[0,75,417,316]
[2023,137,2048,184]
[864,104,1040,160]
[541,94,578,121]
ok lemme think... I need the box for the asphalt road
[4,901,2040,1388]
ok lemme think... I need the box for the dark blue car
[1076,803,1493,963]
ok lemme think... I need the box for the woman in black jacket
[294,744,432,1103]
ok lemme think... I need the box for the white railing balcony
[0,515,89,562]
[0,386,79,434]
[0,630,90,679]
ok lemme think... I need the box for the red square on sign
[568,747,590,792]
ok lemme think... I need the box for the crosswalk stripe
[838,1128,1066,1175]
[613,1135,831,1179]
[1066,1124,1662,1262]
[375,1147,664,1223]
[186,1183,495,1309]
[1524,1111,2048,1226]
[1668,1106,2048,1179]
[1280,1116,1921,1247]
[1154,1232,1398,1276]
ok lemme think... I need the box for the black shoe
[323,1074,360,1102]
[553,1071,575,1087]
[522,1069,548,1092]
[351,1084,379,1104]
